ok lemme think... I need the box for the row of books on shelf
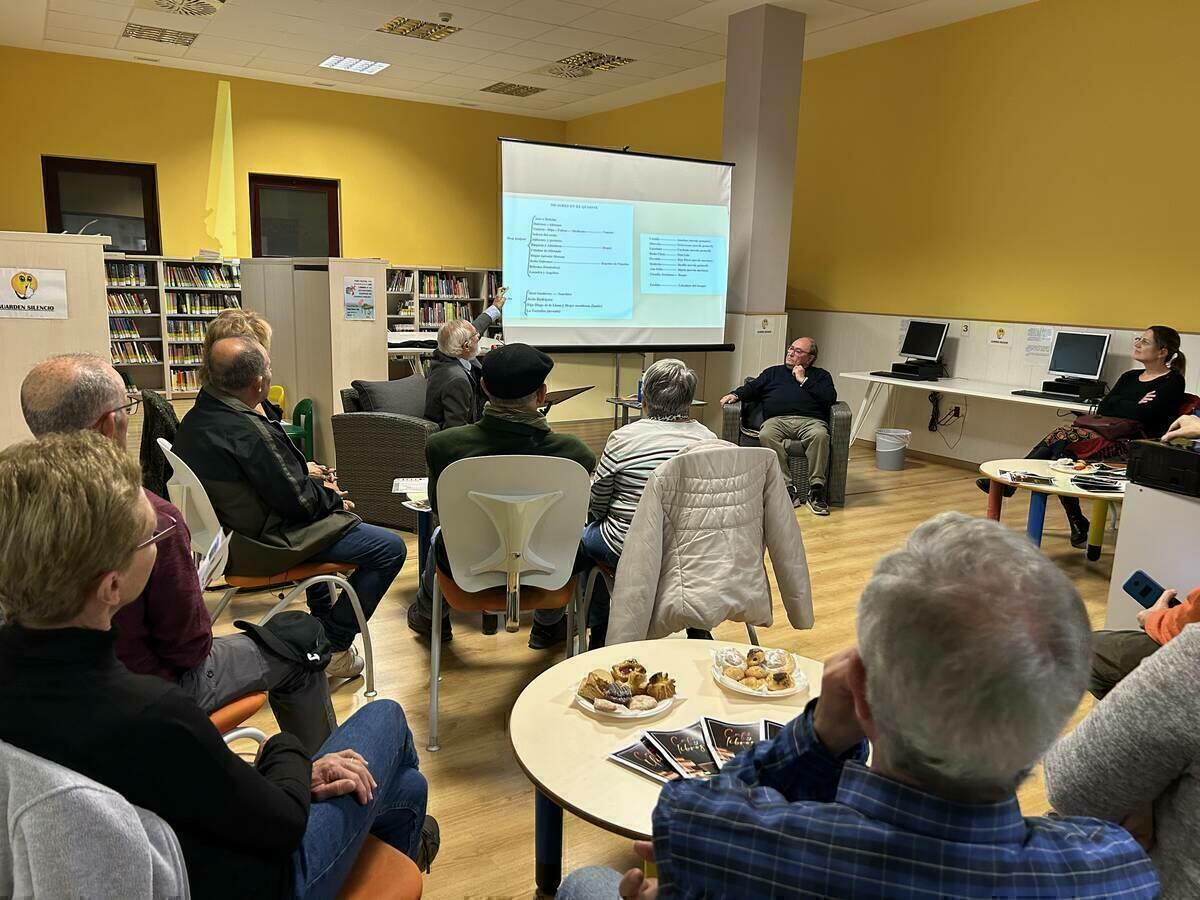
[168,320,207,341]
[112,342,160,365]
[484,271,501,299]
[391,305,416,317]
[420,273,471,298]
[169,295,241,316]
[164,264,241,289]
[420,301,475,327]
[389,324,418,333]
[110,317,156,340]
[108,293,155,314]
[388,271,415,292]
[169,346,203,366]
[106,263,153,287]
[171,370,199,393]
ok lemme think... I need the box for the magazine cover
[701,717,763,768]
[763,720,785,741]
[645,721,720,778]
[608,738,684,785]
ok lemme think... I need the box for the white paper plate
[1050,461,1097,475]
[710,651,809,698]
[574,692,676,720]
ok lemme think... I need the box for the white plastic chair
[158,438,377,697]
[428,455,590,751]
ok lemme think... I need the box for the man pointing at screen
[721,337,837,516]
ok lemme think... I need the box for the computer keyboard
[1012,389,1081,402]
[870,370,934,381]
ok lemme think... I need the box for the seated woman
[978,325,1186,547]
[583,359,716,647]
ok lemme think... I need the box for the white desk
[840,371,1092,445]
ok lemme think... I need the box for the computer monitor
[1048,331,1110,381]
[900,320,949,362]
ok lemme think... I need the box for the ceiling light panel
[320,55,391,75]
[556,50,635,71]
[377,17,462,41]
[481,82,545,97]
[122,23,198,45]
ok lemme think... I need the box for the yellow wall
[567,0,1200,333]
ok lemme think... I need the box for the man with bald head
[720,336,838,516]
[19,353,337,753]
[173,337,406,679]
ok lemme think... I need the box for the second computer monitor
[900,320,949,362]
[1048,331,1110,380]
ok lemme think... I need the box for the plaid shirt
[653,702,1157,898]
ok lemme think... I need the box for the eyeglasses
[96,397,140,425]
[135,511,177,552]
[786,347,814,356]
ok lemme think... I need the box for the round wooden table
[509,638,823,895]
[979,458,1124,560]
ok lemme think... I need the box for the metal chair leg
[579,569,600,656]
[209,586,238,624]
[565,593,576,660]
[428,578,443,752]
[746,624,760,645]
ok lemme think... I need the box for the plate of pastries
[575,658,678,719]
[711,647,809,698]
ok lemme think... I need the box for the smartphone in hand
[1123,570,1172,609]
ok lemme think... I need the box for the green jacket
[425,411,595,513]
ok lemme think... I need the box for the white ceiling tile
[598,36,720,68]
[503,0,595,27]
[569,8,660,37]
[686,32,726,54]
[533,87,593,102]
[452,0,527,10]
[510,71,583,89]
[369,65,441,83]
[186,34,266,58]
[614,59,685,78]
[413,83,474,98]
[368,78,431,93]
[630,20,718,47]
[535,27,617,49]
[439,29,523,51]
[672,0,869,34]
[458,62,532,80]
[246,57,318,75]
[115,35,189,57]
[253,44,326,64]
[394,0,495,28]
[400,39,495,62]
[505,39,580,60]
[46,10,125,36]
[295,4,394,29]
[835,0,927,10]
[582,68,648,86]
[184,47,259,67]
[269,17,366,45]
[249,0,329,19]
[525,74,617,94]
[433,73,497,88]
[604,0,706,19]
[47,0,130,22]
[43,26,120,49]
[470,14,555,40]
[371,51,465,73]
[472,51,546,72]
[256,29,332,52]
[517,97,568,109]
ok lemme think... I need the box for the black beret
[481,343,554,399]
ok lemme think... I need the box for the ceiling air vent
[480,82,544,97]
[536,63,592,79]
[152,0,224,16]
[122,23,198,45]
[377,17,461,41]
[556,51,635,72]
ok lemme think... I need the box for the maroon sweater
[112,491,213,679]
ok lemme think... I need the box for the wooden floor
[215,445,1113,899]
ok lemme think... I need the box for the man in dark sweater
[721,337,837,515]
[0,432,431,899]
[423,288,505,429]
[408,343,596,647]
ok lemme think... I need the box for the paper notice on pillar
[754,317,774,335]
[1024,325,1054,365]
[989,325,1012,346]
[0,268,68,319]
[343,276,376,321]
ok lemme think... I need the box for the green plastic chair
[283,398,314,461]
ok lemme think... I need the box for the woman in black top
[979,325,1187,547]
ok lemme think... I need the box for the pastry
[592,698,622,713]
[745,665,768,679]
[604,682,633,706]
[627,671,649,696]
[715,647,746,669]
[645,672,676,701]
[628,695,658,712]
[611,659,647,683]
[588,669,613,687]
[767,671,795,692]
[763,649,796,674]
[746,648,766,667]
[739,676,766,691]
[577,674,606,702]
[722,665,746,682]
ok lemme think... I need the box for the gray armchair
[720,380,851,507]
[332,378,438,532]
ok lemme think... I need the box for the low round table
[979,458,1124,560]
[509,638,823,895]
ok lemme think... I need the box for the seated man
[424,288,506,429]
[559,513,1157,899]
[407,343,595,648]
[19,353,336,753]
[720,337,836,516]
[174,337,406,679]
[1090,585,1200,698]
[0,432,434,899]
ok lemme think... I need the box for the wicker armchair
[720,381,851,507]
[333,383,438,532]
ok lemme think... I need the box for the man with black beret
[408,343,595,648]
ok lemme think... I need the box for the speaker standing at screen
[721,338,837,516]
[976,325,1186,549]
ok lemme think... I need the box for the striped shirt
[653,701,1158,899]
[589,418,716,556]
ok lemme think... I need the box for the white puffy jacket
[605,440,814,645]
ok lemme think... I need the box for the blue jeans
[306,523,407,651]
[292,699,427,899]
[557,866,623,899]
[581,521,620,647]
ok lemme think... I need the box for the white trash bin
[875,428,912,471]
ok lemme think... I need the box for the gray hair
[857,512,1090,799]
[20,353,125,437]
[204,337,268,394]
[642,358,697,419]
[437,319,476,357]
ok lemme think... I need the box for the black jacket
[733,365,838,423]
[173,387,358,576]
[0,625,311,899]
[423,310,494,429]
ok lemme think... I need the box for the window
[42,157,162,254]
[249,174,341,257]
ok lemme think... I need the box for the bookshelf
[104,255,241,399]
[386,265,502,337]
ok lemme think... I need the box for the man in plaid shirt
[559,514,1157,899]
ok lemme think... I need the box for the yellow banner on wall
[204,80,236,256]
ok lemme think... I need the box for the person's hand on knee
[311,749,377,804]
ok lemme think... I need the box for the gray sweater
[1044,624,1200,899]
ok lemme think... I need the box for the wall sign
[0,268,68,319]
[343,276,376,321]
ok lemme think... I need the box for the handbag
[1074,414,1143,441]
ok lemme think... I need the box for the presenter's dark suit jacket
[423,310,495,429]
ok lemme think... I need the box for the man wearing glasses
[19,354,336,754]
[721,337,838,516]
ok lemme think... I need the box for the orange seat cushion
[226,562,357,590]
[209,692,267,734]
[338,835,422,900]
[435,572,579,613]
